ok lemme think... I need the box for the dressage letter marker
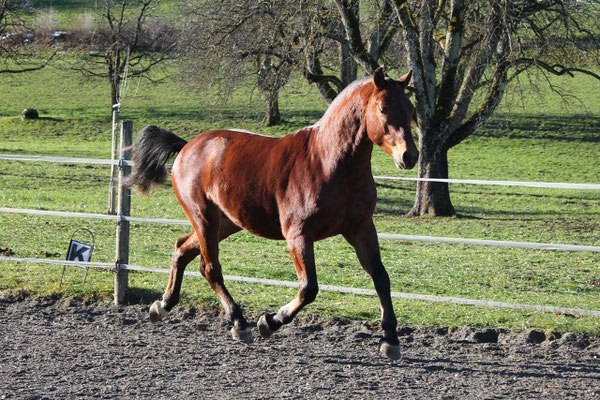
[66,240,93,269]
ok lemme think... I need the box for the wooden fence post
[114,120,132,305]
[107,107,120,214]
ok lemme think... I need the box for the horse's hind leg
[149,213,242,323]
[194,206,252,343]
[149,232,200,322]
[257,235,318,338]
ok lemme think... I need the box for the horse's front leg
[258,235,318,337]
[344,222,400,360]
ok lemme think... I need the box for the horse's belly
[306,206,370,241]
[215,195,284,240]
[216,189,373,242]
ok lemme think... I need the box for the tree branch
[391,0,432,125]
[0,0,8,25]
[132,0,153,50]
[304,49,341,102]
[0,50,57,74]
[514,58,600,81]
[367,0,398,61]
[332,0,380,73]
[436,0,464,119]
[418,0,438,114]
[447,35,510,148]
[447,1,503,133]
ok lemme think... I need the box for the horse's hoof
[380,342,401,360]
[257,314,274,338]
[231,327,254,344]
[149,300,168,323]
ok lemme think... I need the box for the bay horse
[127,68,418,359]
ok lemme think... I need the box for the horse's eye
[380,106,388,115]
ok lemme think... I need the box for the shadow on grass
[374,196,595,220]
[374,197,415,216]
[374,193,596,221]
[375,181,598,211]
[0,116,64,123]
[34,0,91,13]
[476,113,600,143]
[36,117,65,122]
[121,107,323,132]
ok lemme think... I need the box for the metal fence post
[114,120,132,305]
[107,106,120,214]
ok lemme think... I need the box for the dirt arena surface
[1,295,599,399]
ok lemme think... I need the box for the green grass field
[0,58,599,334]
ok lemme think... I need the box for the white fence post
[114,120,132,305]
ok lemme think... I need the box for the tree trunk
[110,83,119,108]
[264,91,281,126]
[304,51,341,103]
[108,61,119,108]
[340,41,357,87]
[408,143,455,217]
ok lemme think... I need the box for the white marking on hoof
[230,327,254,344]
[257,314,274,338]
[149,300,168,322]
[380,342,401,360]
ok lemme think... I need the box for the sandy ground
[1,295,599,399]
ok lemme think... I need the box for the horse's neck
[310,105,373,177]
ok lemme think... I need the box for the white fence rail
[0,154,133,167]
[2,154,599,190]
[2,256,599,318]
[0,129,598,317]
[374,175,600,190]
[2,206,599,253]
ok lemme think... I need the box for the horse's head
[365,68,419,170]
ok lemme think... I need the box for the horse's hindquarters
[171,130,284,240]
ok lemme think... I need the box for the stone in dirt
[473,328,499,343]
[526,330,546,344]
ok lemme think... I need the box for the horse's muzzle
[394,149,419,170]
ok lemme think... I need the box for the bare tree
[71,0,175,108]
[335,0,600,216]
[179,0,308,126]
[179,0,402,122]
[0,0,55,74]
[304,0,399,102]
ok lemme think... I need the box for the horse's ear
[373,67,386,89]
[397,70,412,89]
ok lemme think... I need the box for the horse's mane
[313,76,372,129]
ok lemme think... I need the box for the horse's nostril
[403,150,419,169]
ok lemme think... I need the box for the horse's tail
[125,125,188,194]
